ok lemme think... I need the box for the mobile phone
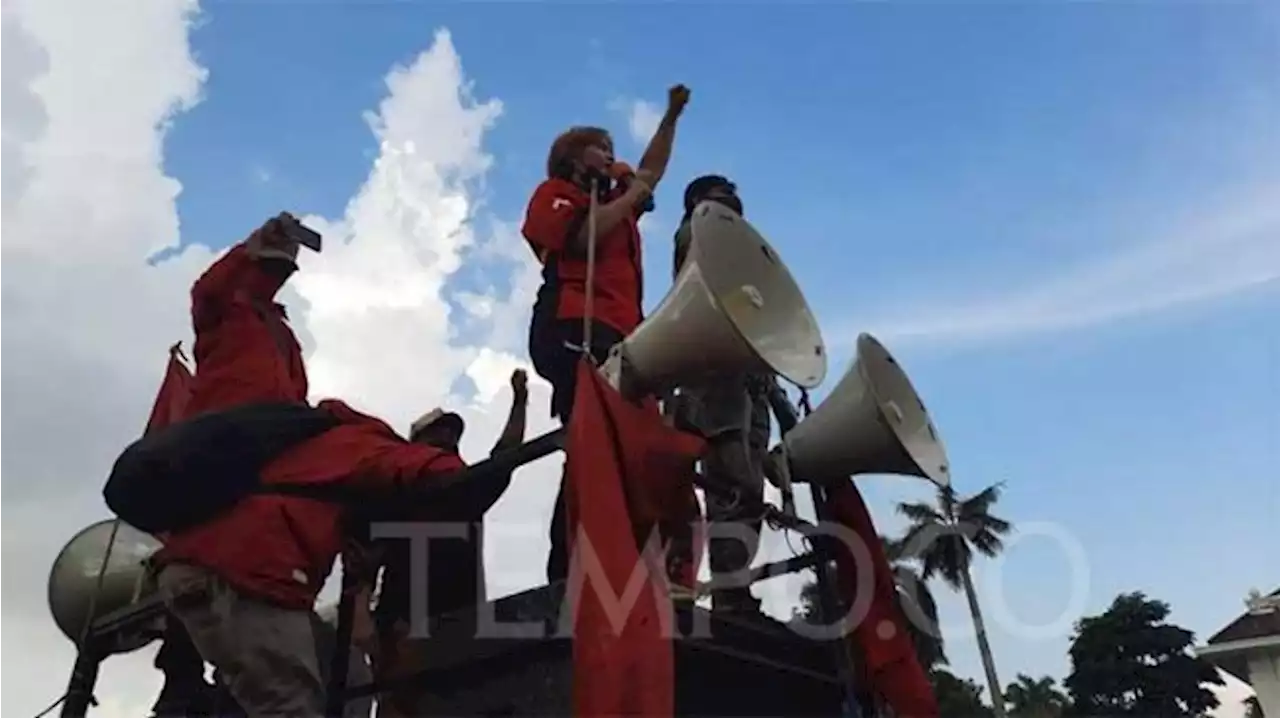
[280,218,323,253]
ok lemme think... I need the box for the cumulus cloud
[0,4,556,716]
[851,183,1280,348]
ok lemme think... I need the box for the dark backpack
[103,402,339,534]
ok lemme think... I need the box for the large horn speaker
[606,200,827,392]
[781,333,950,487]
[47,519,163,654]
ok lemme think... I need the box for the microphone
[609,162,655,213]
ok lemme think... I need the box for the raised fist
[510,369,529,397]
[667,84,691,115]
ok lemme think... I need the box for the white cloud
[610,97,662,146]
[0,4,559,716]
[850,184,1280,348]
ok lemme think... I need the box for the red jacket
[157,400,465,609]
[186,242,308,416]
[522,178,645,335]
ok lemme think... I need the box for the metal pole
[582,176,600,355]
[785,388,864,717]
[59,647,101,718]
[324,557,360,718]
[811,484,866,718]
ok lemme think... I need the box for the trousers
[671,375,771,605]
[704,435,767,584]
[156,563,324,718]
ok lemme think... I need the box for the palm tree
[883,536,948,670]
[1004,673,1068,717]
[898,483,1012,718]
[791,536,948,670]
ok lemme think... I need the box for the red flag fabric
[826,480,939,718]
[144,343,194,543]
[144,342,194,435]
[564,359,704,718]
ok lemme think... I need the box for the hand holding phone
[273,212,322,252]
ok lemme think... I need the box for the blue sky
[155,0,1278,705]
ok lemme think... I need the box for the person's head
[682,175,743,219]
[547,126,615,183]
[408,408,465,453]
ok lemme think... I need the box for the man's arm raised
[491,369,530,456]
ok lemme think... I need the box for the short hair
[682,174,736,214]
[546,126,612,179]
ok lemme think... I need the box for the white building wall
[1249,652,1280,718]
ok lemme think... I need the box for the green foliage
[932,668,996,717]
[1064,592,1224,717]
[1005,673,1069,717]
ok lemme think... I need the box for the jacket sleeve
[351,437,515,520]
[350,438,466,489]
[522,180,588,259]
[190,241,281,330]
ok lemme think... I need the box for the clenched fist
[510,369,529,399]
[667,84,691,116]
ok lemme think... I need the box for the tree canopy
[1064,592,1223,717]
[932,668,997,717]
[1005,673,1069,717]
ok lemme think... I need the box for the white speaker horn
[604,200,827,393]
[47,519,164,655]
[781,333,951,488]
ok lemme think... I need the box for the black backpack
[103,402,339,534]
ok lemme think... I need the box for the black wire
[31,693,67,718]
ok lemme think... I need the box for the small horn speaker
[47,519,163,654]
[781,333,950,487]
[607,201,827,393]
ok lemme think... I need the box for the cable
[31,693,67,718]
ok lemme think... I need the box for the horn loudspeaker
[782,333,950,488]
[607,201,827,392]
[47,519,163,655]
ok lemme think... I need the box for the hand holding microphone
[610,161,657,212]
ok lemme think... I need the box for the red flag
[565,359,704,718]
[143,343,193,544]
[144,342,193,435]
[826,481,939,718]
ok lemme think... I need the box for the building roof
[1207,587,1280,646]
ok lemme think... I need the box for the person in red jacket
[523,84,690,584]
[185,212,313,416]
[152,400,466,717]
[149,214,315,715]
